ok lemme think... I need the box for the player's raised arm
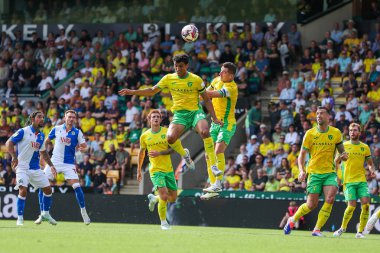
[118,85,161,97]
[200,91,223,126]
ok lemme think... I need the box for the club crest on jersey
[187,82,193,87]
[328,135,333,140]
[161,134,165,139]
[31,141,41,150]
[361,147,364,151]
[61,137,71,146]
[71,131,75,135]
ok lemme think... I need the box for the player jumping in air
[201,62,238,200]
[138,109,177,230]
[119,54,223,177]
[333,123,375,238]
[35,110,91,225]
[6,111,58,226]
[284,106,348,236]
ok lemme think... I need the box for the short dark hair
[317,106,330,114]
[173,54,189,64]
[65,110,77,117]
[222,62,237,75]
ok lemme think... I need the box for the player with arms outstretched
[6,111,57,226]
[35,110,90,225]
[201,62,238,200]
[138,109,177,230]
[333,123,375,238]
[119,54,222,177]
[284,106,348,236]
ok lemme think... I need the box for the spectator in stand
[264,159,277,178]
[246,100,262,137]
[252,168,267,191]
[279,79,296,104]
[288,24,302,58]
[224,167,241,191]
[37,71,53,93]
[259,136,274,157]
[93,165,107,194]
[3,164,16,187]
[279,170,295,192]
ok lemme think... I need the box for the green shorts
[150,171,177,191]
[210,122,236,145]
[344,182,370,201]
[307,173,338,195]
[172,109,206,130]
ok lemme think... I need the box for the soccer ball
[181,24,199,42]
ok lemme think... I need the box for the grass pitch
[2,220,380,253]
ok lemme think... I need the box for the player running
[138,109,178,230]
[284,106,348,236]
[6,111,57,226]
[34,110,90,225]
[118,54,222,177]
[333,123,375,238]
[201,62,238,200]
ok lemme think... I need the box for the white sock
[42,211,49,216]
[18,215,23,219]
[161,220,168,225]
[214,180,221,188]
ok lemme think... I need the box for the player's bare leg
[166,124,194,169]
[195,119,221,177]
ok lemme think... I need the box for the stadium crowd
[0,2,379,196]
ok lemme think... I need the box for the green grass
[2,220,380,253]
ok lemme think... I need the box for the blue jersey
[10,126,46,170]
[48,124,86,165]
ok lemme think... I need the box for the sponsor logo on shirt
[61,137,72,146]
[31,141,41,150]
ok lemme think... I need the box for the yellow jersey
[302,126,343,174]
[209,77,238,127]
[156,72,205,112]
[140,127,173,173]
[341,141,371,184]
[259,142,274,157]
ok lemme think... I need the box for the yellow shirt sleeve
[140,133,146,149]
[156,74,168,90]
[302,130,311,150]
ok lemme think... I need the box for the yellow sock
[216,153,225,181]
[341,205,355,230]
[158,198,167,221]
[203,137,216,166]
[377,209,380,218]
[315,202,333,230]
[206,157,216,184]
[359,204,370,233]
[293,203,311,222]
[169,139,186,157]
